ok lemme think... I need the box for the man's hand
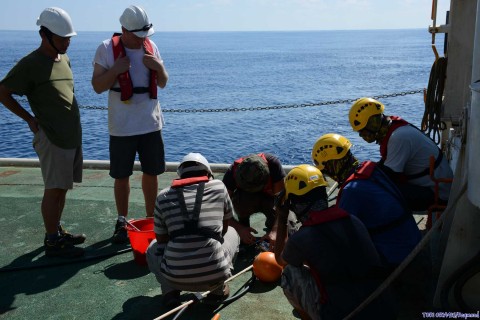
[238,225,258,245]
[261,230,276,251]
[143,54,163,71]
[112,52,130,75]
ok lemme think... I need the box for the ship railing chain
[15,89,423,112]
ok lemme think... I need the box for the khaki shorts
[33,128,83,190]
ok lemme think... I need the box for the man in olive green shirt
[0,7,85,258]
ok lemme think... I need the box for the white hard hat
[36,7,76,37]
[119,5,154,38]
[177,153,213,177]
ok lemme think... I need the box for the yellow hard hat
[349,97,385,131]
[312,133,352,170]
[284,165,328,201]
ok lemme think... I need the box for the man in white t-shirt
[91,5,169,243]
[349,97,453,211]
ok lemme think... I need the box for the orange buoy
[252,252,283,282]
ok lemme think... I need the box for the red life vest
[111,33,158,101]
[336,161,376,205]
[379,117,443,181]
[301,206,350,227]
[232,153,273,195]
[379,116,409,161]
[301,206,350,304]
[335,162,413,235]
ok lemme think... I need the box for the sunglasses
[128,23,152,33]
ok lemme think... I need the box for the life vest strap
[110,87,149,94]
[168,181,223,243]
[405,149,443,180]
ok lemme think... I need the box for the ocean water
[0,29,443,165]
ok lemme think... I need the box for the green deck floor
[0,165,430,319]
[0,166,296,320]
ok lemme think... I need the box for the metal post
[468,0,480,208]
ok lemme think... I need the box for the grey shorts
[33,128,83,190]
[281,265,323,320]
[146,226,240,294]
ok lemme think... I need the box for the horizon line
[0,27,428,33]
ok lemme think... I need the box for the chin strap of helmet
[40,26,64,54]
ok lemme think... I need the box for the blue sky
[0,0,450,32]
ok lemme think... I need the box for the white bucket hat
[119,5,154,38]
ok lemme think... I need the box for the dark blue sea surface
[0,29,443,165]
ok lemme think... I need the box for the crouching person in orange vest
[146,153,240,309]
[274,165,395,320]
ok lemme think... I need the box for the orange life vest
[171,176,210,188]
[111,33,158,101]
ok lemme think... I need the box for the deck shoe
[45,236,85,258]
[163,290,181,309]
[112,220,129,244]
[58,225,86,245]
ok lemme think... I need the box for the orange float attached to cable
[252,252,283,283]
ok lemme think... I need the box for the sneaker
[58,225,86,245]
[205,284,230,303]
[163,290,181,309]
[112,220,129,244]
[44,226,86,246]
[45,236,84,258]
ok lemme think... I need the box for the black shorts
[109,130,165,179]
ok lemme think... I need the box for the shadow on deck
[0,166,295,320]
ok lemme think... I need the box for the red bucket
[126,218,155,266]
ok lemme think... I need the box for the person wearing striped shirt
[146,153,240,308]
